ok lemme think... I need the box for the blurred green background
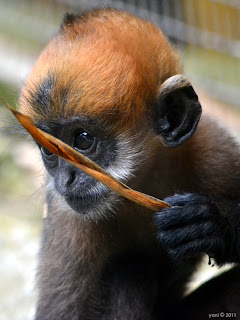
[0,1,239,319]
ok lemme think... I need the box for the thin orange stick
[1,97,170,211]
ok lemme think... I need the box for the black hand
[154,193,240,264]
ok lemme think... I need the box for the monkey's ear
[154,75,202,148]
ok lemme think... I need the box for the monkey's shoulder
[184,115,240,196]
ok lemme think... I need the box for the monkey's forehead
[19,8,181,131]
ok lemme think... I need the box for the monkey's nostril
[67,171,77,187]
[55,169,78,196]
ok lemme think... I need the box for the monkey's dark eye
[74,131,95,151]
[41,146,53,156]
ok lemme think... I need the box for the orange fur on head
[20,8,181,132]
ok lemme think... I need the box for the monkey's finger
[168,237,222,261]
[154,204,209,230]
[157,222,215,249]
[163,193,211,207]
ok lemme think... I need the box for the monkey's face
[38,116,145,217]
[19,10,202,218]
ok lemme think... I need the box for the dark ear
[154,75,202,148]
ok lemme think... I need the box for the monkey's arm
[154,117,240,265]
[154,193,240,265]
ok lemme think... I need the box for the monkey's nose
[66,170,77,187]
[55,169,77,196]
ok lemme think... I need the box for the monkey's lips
[65,189,109,213]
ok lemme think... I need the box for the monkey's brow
[25,74,70,117]
[35,115,110,138]
[29,75,55,110]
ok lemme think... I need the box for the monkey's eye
[41,146,53,157]
[74,131,95,151]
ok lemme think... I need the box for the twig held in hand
[1,97,171,212]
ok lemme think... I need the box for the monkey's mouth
[65,189,109,213]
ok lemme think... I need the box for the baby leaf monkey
[19,8,240,320]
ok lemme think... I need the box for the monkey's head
[19,9,201,219]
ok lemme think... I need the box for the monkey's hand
[154,193,240,265]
